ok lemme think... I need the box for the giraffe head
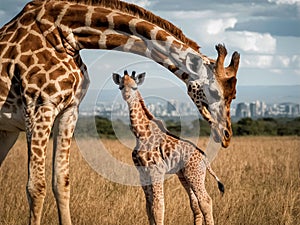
[187,44,240,148]
[112,70,146,102]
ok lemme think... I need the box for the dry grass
[0,135,299,225]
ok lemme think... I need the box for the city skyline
[79,95,300,120]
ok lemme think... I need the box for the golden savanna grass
[0,136,299,224]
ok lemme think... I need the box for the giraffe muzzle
[211,126,231,148]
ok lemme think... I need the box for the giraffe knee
[26,179,46,201]
[200,194,212,208]
[190,196,201,215]
[205,195,212,205]
[199,194,213,218]
[52,173,70,197]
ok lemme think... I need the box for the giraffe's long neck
[127,92,154,138]
[37,0,210,81]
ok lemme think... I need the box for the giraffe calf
[113,71,224,225]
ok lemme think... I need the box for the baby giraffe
[113,71,224,225]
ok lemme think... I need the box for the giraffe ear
[185,52,203,76]
[135,72,146,86]
[112,73,121,85]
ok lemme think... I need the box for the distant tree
[76,116,300,139]
[95,116,117,139]
[257,118,278,135]
[76,116,99,138]
[235,118,254,135]
[233,117,300,136]
[277,117,300,136]
[165,120,181,137]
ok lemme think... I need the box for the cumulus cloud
[196,24,277,54]
[206,18,237,35]
[166,10,277,55]
[228,31,277,54]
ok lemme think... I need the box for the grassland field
[0,135,299,225]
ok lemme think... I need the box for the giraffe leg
[133,151,155,225]
[141,184,155,225]
[0,130,19,166]
[151,181,165,225]
[183,162,214,225]
[136,167,155,225]
[177,171,203,225]
[137,168,165,225]
[26,106,56,225]
[196,187,213,225]
[52,107,78,225]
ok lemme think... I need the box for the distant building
[278,103,300,117]
[236,102,250,118]
[249,102,257,117]
[167,101,176,115]
[249,100,266,118]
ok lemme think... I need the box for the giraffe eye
[131,87,138,90]
[119,86,124,90]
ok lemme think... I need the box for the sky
[1,0,300,91]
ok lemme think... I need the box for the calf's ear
[112,73,121,85]
[135,72,146,86]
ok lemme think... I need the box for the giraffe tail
[203,158,225,195]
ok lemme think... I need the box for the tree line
[75,116,300,139]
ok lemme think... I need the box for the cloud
[278,56,290,67]
[240,54,300,69]
[160,10,277,54]
[169,10,222,19]
[206,18,237,35]
[196,24,277,54]
[268,0,300,5]
[232,18,300,37]
[270,55,300,69]
[228,31,277,54]
[242,55,274,69]
[0,10,6,22]
[291,55,300,68]
[125,0,152,8]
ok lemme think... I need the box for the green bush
[75,116,300,138]
[233,117,300,136]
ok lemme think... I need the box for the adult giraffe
[0,0,240,224]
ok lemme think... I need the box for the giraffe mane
[137,92,154,120]
[53,0,200,52]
